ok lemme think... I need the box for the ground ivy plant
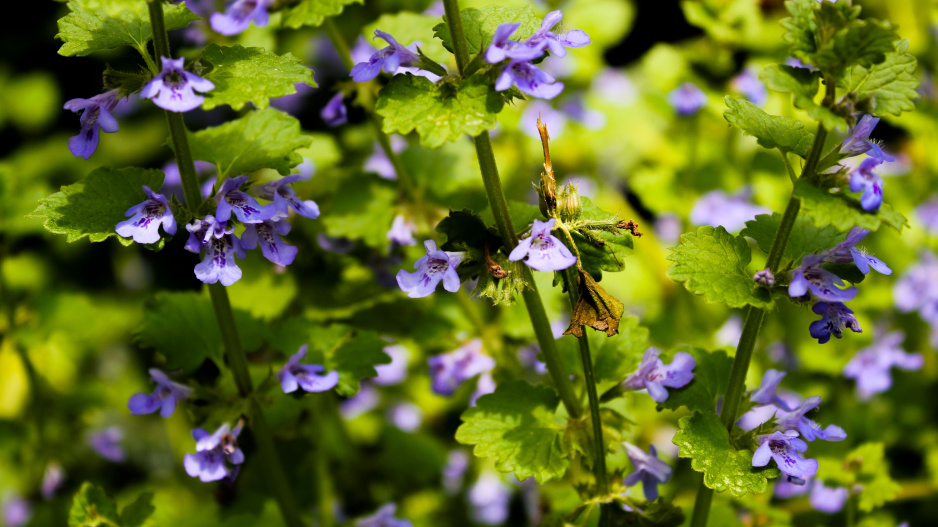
[7,0,925,526]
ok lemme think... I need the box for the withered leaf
[564,268,625,337]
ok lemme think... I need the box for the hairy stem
[442,0,581,418]
[689,122,829,527]
[148,3,304,526]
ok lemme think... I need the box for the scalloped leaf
[57,0,199,57]
[28,166,165,246]
[793,179,908,233]
[666,226,774,309]
[200,44,316,111]
[723,96,815,157]
[376,74,503,149]
[456,381,568,484]
[672,411,779,496]
[282,0,363,29]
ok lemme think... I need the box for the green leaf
[567,197,635,282]
[186,109,312,177]
[282,0,363,29]
[376,74,503,149]
[842,40,919,117]
[326,330,391,397]
[557,315,649,383]
[759,64,847,131]
[27,166,165,246]
[672,411,779,496]
[723,96,815,157]
[320,175,397,249]
[781,0,819,60]
[69,483,120,527]
[666,226,774,309]
[456,381,568,484]
[813,18,897,78]
[136,292,267,374]
[433,6,541,55]
[849,443,902,512]
[741,212,846,267]
[57,0,200,56]
[200,44,316,111]
[119,493,155,527]
[657,348,732,413]
[793,179,908,233]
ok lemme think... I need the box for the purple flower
[2,494,31,527]
[241,220,298,266]
[809,301,862,344]
[844,330,923,400]
[350,30,421,82]
[355,503,412,527]
[751,370,793,410]
[253,174,320,221]
[690,188,769,232]
[848,157,885,212]
[214,175,276,223]
[442,450,470,495]
[754,269,775,287]
[894,251,938,315]
[786,57,817,71]
[789,254,859,302]
[321,92,348,126]
[915,195,938,233]
[89,426,126,462]
[388,402,423,432]
[183,422,245,483]
[731,68,767,106]
[374,345,410,386]
[210,0,272,36]
[387,215,418,247]
[524,10,591,58]
[468,472,512,525]
[115,185,176,244]
[277,345,339,394]
[774,396,847,442]
[508,218,577,272]
[128,368,193,418]
[840,115,895,163]
[495,60,564,99]
[185,215,246,286]
[340,384,380,420]
[620,348,696,403]
[669,82,707,116]
[365,136,407,179]
[140,56,215,113]
[774,476,811,498]
[485,23,544,63]
[752,431,819,480]
[396,240,465,298]
[810,481,849,513]
[427,339,495,396]
[41,462,65,500]
[63,89,121,159]
[820,227,891,275]
[623,443,673,501]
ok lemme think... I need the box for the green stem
[780,150,796,185]
[323,18,354,71]
[443,0,580,418]
[689,122,830,527]
[147,3,305,526]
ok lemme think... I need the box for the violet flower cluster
[738,370,846,482]
[623,443,673,500]
[843,330,923,400]
[116,173,320,287]
[787,227,891,343]
[396,240,465,298]
[183,421,245,483]
[690,187,769,232]
[509,218,577,272]
[210,0,272,35]
[63,89,122,159]
[277,345,340,394]
[427,339,495,396]
[485,11,591,99]
[141,56,215,113]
